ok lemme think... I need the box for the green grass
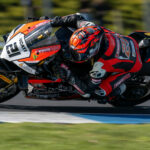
[0,0,145,35]
[104,0,143,34]
[0,123,150,150]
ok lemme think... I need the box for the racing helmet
[69,26,104,62]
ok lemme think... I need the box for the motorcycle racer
[48,13,142,101]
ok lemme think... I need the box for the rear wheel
[109,84,150,107]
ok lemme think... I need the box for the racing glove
[51,14,85,28]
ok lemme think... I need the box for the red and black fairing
[25,77,81,100]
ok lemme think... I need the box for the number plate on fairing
[1,33,30,61]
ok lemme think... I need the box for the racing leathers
[50,13,142,100]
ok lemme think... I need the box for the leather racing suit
[50,13,142,100]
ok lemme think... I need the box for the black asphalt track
[0,92,150,114]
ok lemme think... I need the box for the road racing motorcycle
[0,19,150,107]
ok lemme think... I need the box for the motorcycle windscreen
[19,23,61,63]
[25,22,53,48]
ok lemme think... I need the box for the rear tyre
[109,85,150,107]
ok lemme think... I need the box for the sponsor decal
[19,63,23,67]
[120,37,130,59]
[14,61,36,74]
[115,35,131,60]
[22,66,36,74]
[33,55,38,60]
[36,45,60,54]
[19,38,27,52]
[26,60,40,63]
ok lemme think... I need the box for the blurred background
[0,0,149,35]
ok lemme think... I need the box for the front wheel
[0,74,20,103]
[0,83,20,103]
[109,85,150,107]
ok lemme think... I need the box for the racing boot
[95,83,126,97]
[94,83,126,103]
[93,88,108,104]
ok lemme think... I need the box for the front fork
[17,75,28,90]
[0,74,18,92]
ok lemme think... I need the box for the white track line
[0,111,99,123]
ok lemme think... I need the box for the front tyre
[0,74,20,103]
[0,83,20,103]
